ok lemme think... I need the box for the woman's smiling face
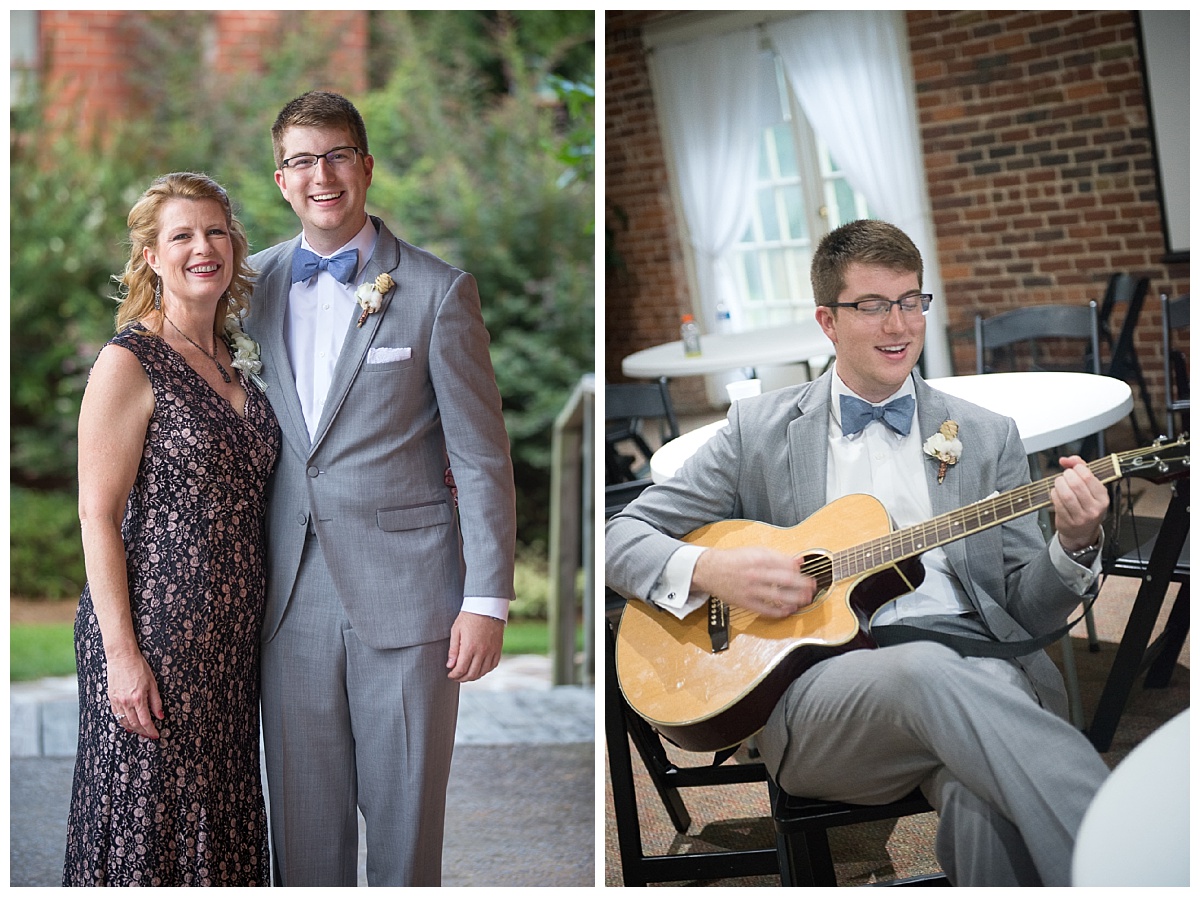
[143,197,234,310]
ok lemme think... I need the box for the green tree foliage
[11,11,594,549]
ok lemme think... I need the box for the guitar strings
[712,444,1174,626]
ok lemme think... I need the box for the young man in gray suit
[606,219,1111,886]
[244,90,516,886]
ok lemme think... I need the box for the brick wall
[37,11,136,129]
[911,10,1189,397]
[35,11,368,134]
[605,11,1188,424]
[605,11,707,410]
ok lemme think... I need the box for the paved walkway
[10,655,596,886]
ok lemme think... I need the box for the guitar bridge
[707,597,730,653]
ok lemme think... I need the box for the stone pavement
[10,654,596,886]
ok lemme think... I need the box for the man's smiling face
[274,124,373,255]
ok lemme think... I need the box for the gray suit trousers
[260,534,459,886]
[757,640,1110,886]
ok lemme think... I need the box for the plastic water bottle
[715,302,732,334]
[680,314,702,357]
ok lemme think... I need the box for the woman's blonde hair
[114,172,254,335]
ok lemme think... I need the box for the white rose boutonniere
[355,272,395,327]
[923,419,962,484]
[224,316,266,391]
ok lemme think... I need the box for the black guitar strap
[872,591,1100,659]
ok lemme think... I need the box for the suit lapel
[309,217,403,451]
[914,376,963,518]
[786,372,834,524]
[914,375,971,577]
[256,237,313,459]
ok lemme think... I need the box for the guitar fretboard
[834,453,1124,579]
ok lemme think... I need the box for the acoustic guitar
[616,438,1189,753]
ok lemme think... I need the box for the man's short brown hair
[271,90,369,169]
[811,219,923,306]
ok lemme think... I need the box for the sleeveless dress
[63,328,280,886]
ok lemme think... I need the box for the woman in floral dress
[63,172,280,885]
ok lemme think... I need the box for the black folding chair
[1097,274,1157,443]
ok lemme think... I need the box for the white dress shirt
[651,368,1097,620]
[284,217,508,623]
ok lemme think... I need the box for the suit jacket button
[307,465,320,478]
[297,512,309,526]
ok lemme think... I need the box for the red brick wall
[35,11,368,133]
[37,11,136,129]
[605,11,1188,423]
[911,10,1189,392]
[604,11,706,409]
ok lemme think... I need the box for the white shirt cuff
[648,545,709,620]
[1050,530,1105,594]
[462,595,509,623]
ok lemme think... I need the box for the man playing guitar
[606,219,1112,886]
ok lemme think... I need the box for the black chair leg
[1087,484,1189,752]
[622,705,692,832]
[1143,579,1189,688]
[605,625,654,886]
[775,829,837,887]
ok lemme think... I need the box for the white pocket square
[368,347,411,364]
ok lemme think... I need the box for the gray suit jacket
[245,217,517,650]
[606,369,1082,718]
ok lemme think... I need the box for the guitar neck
[834,453,1123,579]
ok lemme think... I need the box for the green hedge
[11,487,555,621]
[10,487,85,600]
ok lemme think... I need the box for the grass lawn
[10,619,574,682]
[11,623,77,682]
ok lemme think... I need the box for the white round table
[650,371,1134,482]
[926,372,1133,454]
[621,320,834,379]
[1071,708,1189,885]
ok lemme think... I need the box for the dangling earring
[153,277,162,312]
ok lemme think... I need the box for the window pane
[781,184,807,241]
[737,251,764,305]
[772,122,799,179]
[757,136,772,180]
[758,189,780,242]
[833,177,858,227]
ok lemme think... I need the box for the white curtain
[650,29,769,333]
[767,11,952,376]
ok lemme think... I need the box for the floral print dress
[63,328,280,886]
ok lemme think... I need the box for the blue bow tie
[839,393,915,437]
[291,247,358,285]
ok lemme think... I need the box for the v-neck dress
[64,327,280,886]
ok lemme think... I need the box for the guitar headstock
[1118,434,1190,483]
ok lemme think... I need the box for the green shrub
[10,487,85,600]
[509,549,550,620]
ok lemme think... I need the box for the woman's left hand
[107,648,164,740]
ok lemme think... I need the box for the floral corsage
[355,272,396,327]
[224,316,267,391]
[923,419,962,484]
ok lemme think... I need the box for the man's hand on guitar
[1051,455,1109,551]
[692,546,816,618]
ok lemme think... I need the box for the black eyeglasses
[828,294,933,317]
[280,146,363,171]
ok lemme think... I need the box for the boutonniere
[355,272,395,328]
[923,419,962,484]
[224,316,267,391]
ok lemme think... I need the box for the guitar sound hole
[798,552,834,603]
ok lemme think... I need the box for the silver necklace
[163,314,231,383]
